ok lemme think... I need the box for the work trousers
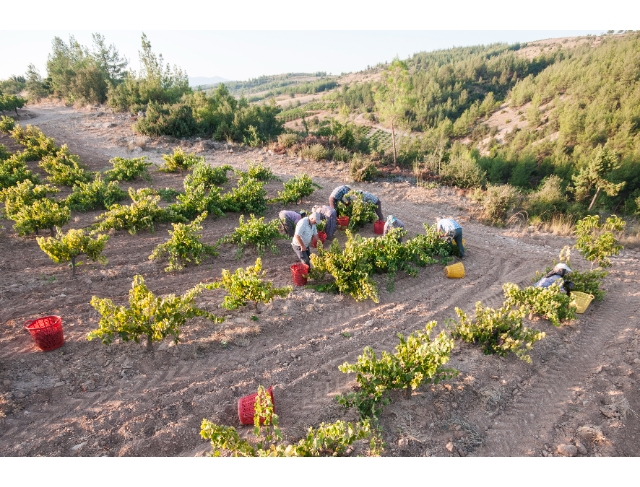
[292,243,311,267]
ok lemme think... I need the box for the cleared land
[1,104,639,457]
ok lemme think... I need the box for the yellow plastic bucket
[444,262,465,278]
[452,238,466,247]
[570,291,594,314]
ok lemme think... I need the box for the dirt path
[1,104,638,457]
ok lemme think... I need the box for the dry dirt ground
[1,103,639,457]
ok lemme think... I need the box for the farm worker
[279,210,306,237]
[436,217,465,258]
[355,190,384,221]
[534,263,575,295]
[329,185,351,210]
[291,212,319,268]
[312,205,338,239]
[383,215,405,242]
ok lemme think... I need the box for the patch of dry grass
[539,214,575,236]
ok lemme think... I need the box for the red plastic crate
[24,316,64,351]
[238,386,275,425]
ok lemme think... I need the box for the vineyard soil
[1,103,639,457]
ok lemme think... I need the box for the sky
[0,30,611,82]
[1,0,636,82]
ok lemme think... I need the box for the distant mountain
[188,76,228,87]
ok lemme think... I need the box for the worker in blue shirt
[436,217,465,258]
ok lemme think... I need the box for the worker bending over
[436,216,465,258]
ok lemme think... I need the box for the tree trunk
[588,187,601,211]
[71,256,76,277]
[146,335,153,352]
[391,120,398,167]
[405,387,412,399]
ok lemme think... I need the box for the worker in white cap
[291,212,319,267]
[534,263,574,295]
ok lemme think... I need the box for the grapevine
[236,162,280,182]
[149,212,218,272]
[337,191,377,230]
[39,145,93,186]
[104,156,152,182]
[574,215,625,268]
[219,214,286,259]
[93,187,184,234]
[1,180,58,218]
[502,282,575,327]
[65,174,127,211]
[88,275,222,350]
[200,385,378,456]
[37,228,109,276]
[208,257,292,311]
[9,197,70,236]
[272,174,321,204]
[159,147,203,172]
[184,163,233,189]
[338,321,458,418]
[0,152,40,190]
[451,302,545,363]
[221,177,268,215]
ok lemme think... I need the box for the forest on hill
[2,31,639,227]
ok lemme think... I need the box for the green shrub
[440,152,486,188]
[93,187,183,234]
[37,228,109,276]
[277,133,299,148]
[299,143,329,161]
[481,184,521,225]
[273,174,321,204]
[65,175,127,211]
[159,147,203,172]
[338,321,457,418]
[219,214,286,259]
[525,175,568,221]
[133,101,198,138]
[209,258,292,311]
[149,212,218,272]
[451,302,545,363]
[104,156,152,182]
[331,147,351,163]
[88,275,221,350]
[221,177,268,215]
[349,154,378,182]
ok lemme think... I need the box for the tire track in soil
[473,276,635,457]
